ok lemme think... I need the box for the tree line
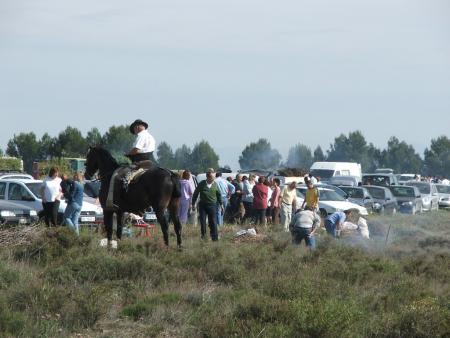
[2,126,449,176]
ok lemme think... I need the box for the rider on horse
[126,119,156,163]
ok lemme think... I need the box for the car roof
[0,178,42,183]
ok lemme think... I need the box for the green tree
[102,125,134,161]
[423,136,450,176]
[86,127,103,147]
[380,137,423,174]
[286,143,313,169]
[53,126,88,158]
[190,140,219,173]
[313,146,326,162]
[157,141,175,168]
[37,133,57,160]
[0,148,3,157]
[6,132,40,173]
[239,138,281,170]
[174,144,192,169]
[366,143,382,173]
[327,130,374,171]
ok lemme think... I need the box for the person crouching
[289,206,321,249]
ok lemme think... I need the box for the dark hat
[129,119,148,134]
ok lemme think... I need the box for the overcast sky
[1,0,449,169]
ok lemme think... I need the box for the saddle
[105,161,153,211]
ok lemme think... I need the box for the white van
[310,162,362,183]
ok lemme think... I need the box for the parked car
[406,181,439,211]
[338,186,374,213]
[435,184,450,209]
[309,162,362,183]
[296,186,368,217]
[0,179,103,225]
[328,175,360,187]
[363,185,398,215]
[362,173,399,187]
[388,185,423,214]
[0,200,39,226]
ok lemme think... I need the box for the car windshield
[341,187,363,198]
[436,185,450,194]
[365,187,385,199]
[310,169,334,179]
[408,183,430,194]
[390,187,414,197]
[362,175,390,186]
[25,182,42,198]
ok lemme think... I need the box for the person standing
[192,168,224,241]
[229,174,244,224]
[215,172,235,226]
[301,179,319,211]
[252,176,269,227]
[325,209,352,238]
[126,119,156,163]
[242,174,256,224]
[280,181,297,231]
[40,167,62,226]
[269,178,281,225]
[178,170,193,225]
[64,172,84,236]
[290,206,321,249]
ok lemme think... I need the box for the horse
[84,146,182,247]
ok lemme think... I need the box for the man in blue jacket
[64,172,84,236]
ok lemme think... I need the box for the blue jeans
[325,219,338,238]
[292,227,316,249]
[64,202,82,235]
[216,197,228,226]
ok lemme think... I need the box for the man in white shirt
[126,119,156,163]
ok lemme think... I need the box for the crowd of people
[177,168,348,248]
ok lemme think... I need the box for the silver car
[436,184,450,209]
[406,181,439,211]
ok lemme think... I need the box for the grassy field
[0,211,449,337]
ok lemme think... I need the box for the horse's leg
[154,207,169,246]
[103,211,113,242]
[168,197,182,247]
[116,211,123,240]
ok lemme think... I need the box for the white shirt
[133,129,155,153]
[42,176,62,202]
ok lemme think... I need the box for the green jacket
[192,180,222,205]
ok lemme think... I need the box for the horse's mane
[91,146,119,167]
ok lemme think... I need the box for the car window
[0,182,5,199]
[25,182,42,198]
[8,183,33,201]
[318,189,345,201]
[363,175,391,186]
[390,187,414,197]
[436,185,450,194]
[366,187,385,199]
[342,187,363,198]
[409,183,430,194]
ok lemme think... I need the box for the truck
[309,161,362,183]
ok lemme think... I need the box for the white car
[0,179,103,224]
[296,186,368,217]
[0,172,34,180]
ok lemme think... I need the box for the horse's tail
[170,171,182,199]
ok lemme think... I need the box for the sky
[0,0,449,170]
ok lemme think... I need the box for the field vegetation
[0,211,449,337]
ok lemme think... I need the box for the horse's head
[84,146,99,180]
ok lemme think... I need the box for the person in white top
[39,166,62,226]
[126,119,156,163]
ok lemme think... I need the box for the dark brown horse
[84,146,182,247]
